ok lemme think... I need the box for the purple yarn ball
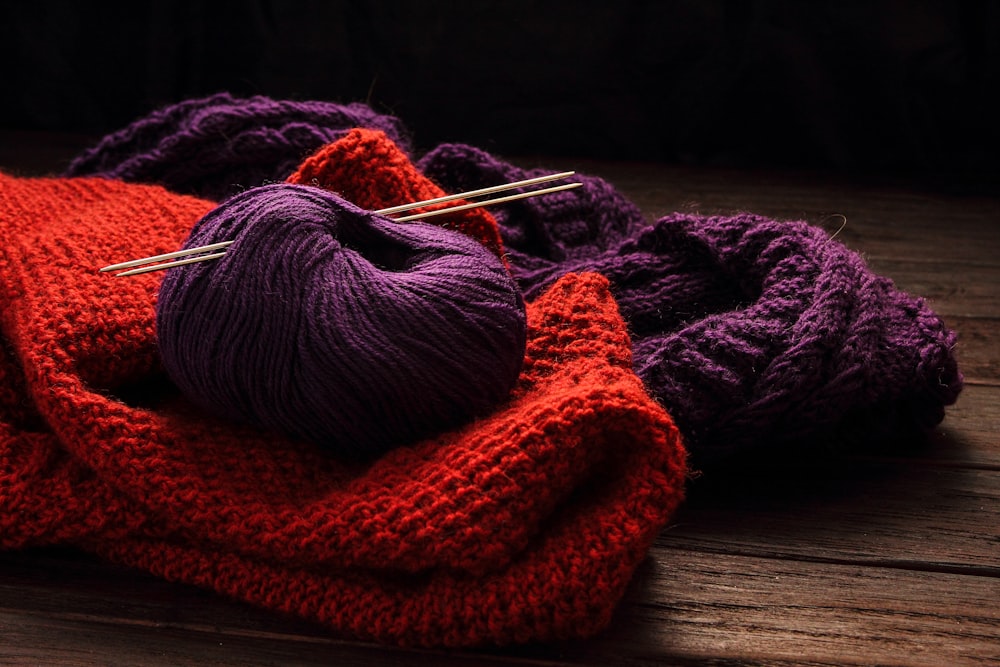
[156,183,527,459]
[65,93,410,201]
[418,144,963,465]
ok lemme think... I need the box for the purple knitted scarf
[64,93,409,200]
[417,144,963,464]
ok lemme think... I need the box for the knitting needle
[100,173,576,275]
[101,176,581,277]
[103,182,580,277]
[392,181,579,222]
[374,170,576,216]
[100,172,577,275]
[99,241,235,273]
[111,182,581,277]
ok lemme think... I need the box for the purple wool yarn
[156,183,527,459]
[418,144,963,465]
[65,93,410,201]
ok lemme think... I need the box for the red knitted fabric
[0,160,686,646]
[288,127,507,261]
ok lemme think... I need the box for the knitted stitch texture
[57,90,964,462]
[418,143,964,465]
[63,93,410,201]
[287,128,505,260]
[0,169,687,646]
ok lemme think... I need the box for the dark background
[2,1,998,186]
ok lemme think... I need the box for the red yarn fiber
[0,143,687,646]
[288,127,507,261]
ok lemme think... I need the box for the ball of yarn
[156,183,527,459]
[419,144,963,466]
[65,93,410,201]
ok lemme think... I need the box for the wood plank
[930,383,1000,464]
[2,548,997,667]
[0,550,563,667]
[596,550,1000,667]
[946,316,1000,385]
[667,462,1000,573]
[0,612,569,667]
[863,261,1000,319]
[551,159,1000,268]
[801,201,997,269]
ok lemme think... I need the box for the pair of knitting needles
[100,172,581,277]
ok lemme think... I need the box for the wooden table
[2,132,998,665]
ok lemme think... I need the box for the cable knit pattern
[419,143,963,464]
[64,93,410,200]
[0,169,686,647]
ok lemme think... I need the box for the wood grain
[1,132,997,665]
[604,550,1000,667]
[668,462,1000,572]
[927,385,1000,467]
[3,548,997,667]
[946,317,1000,385]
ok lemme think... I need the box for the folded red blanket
[0,136,687,646]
